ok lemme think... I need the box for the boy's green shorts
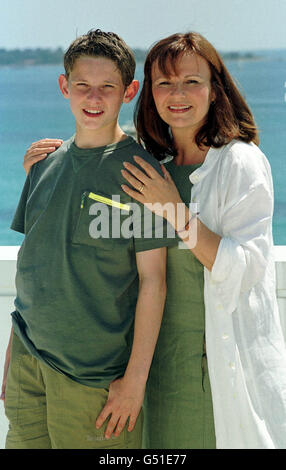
[4,333,143,449]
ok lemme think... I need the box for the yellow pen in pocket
[87,192,131,212]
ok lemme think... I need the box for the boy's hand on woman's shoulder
[95,375,145,439]
[23,138,63,175]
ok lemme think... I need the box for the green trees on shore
[0,47,257,66]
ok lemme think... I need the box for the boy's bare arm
[95,247,167,439]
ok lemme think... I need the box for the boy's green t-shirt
[11,136,175,388]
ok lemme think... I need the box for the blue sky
[1,0,286,52]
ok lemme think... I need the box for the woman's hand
[23,138,63,175]
[121,155,186,229]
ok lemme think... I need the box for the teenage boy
[2,29,175,449]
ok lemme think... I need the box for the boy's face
[59,55,138,139]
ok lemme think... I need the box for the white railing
[1,245,286,448]
[275,246,286,336]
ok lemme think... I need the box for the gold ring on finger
[138,183,144,193]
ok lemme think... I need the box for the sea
[0,49,286,246]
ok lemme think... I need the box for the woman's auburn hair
[134,32,259,160]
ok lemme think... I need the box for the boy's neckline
[71,134,134,153]
[73,132,130,150]
[69,135,136,173]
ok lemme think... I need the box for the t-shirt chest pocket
[72,190,132,249]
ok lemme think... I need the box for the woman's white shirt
[170,140,286,448]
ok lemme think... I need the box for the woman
[120,32,286,449]
[16,33,286,449]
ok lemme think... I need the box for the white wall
[1,246,286,449]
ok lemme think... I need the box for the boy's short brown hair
[64,29,136,88]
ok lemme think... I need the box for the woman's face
[151,53,215,136]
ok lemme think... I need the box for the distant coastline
[0,47,261,67]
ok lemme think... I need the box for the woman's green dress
[143,161,216,449]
